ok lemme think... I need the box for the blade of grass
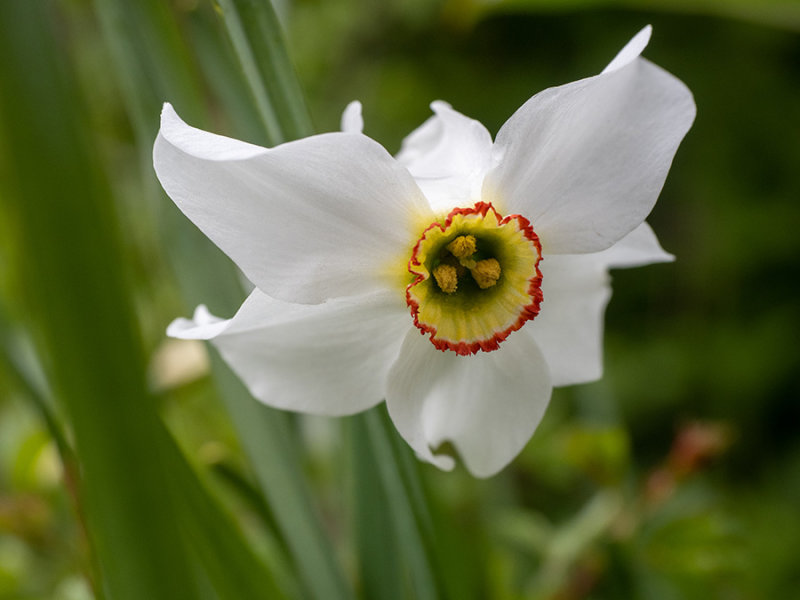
[0,2,200,597]
[212,0,285,144]
[214,0,314,142]
[1,4,289,599]
[0,303,106,597]
[92,0,205,127]
[387,413,436,540]
[158,424,290,599]
[184,5,268,145]
[91,0,208,214]
[209,352,354,600]
[362,409,441,600]
[350,415,407,600]
[379,406,491,600]
[0,305,71,469]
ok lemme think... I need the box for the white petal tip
[166,317,197,339]
[603,25,653,74]
[155,103,267,161]
[422,451,456,472]
[166,305,229,340]
[192,304,219,325]
[603,223,677,268]
[159,102,181,130]
[340,100,364,134]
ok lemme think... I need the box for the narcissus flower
[156,26,694,477]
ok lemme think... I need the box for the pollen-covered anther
[446,235,477,260]
[433,263,458,293]
[470,258,501,289]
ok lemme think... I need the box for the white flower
[155,26,694,477]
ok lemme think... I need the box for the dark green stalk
[214,0,314,142]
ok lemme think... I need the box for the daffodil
[156,26,694,477]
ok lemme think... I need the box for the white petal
[169,289,412,416]
[396,101,494,212]
[594,222,674,268]
[485,33,695,254]
[340,101,364,134]
[524,255,611,387]
[525,222,670,386]
[386,329,552,477]
[154,103,430,304]
[603,25,651,74]
[167,305,229,339]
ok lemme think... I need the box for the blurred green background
[1,0,798,599]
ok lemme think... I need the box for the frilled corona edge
[406,202,543,355]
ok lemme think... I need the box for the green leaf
[209,355,354,600]
[358,409,440,600]
[0,2,200,597]
[0,4,286,598]
[183,6,268,145]
[0,303,73,478]
[350,416,407,600]
[214,0,315,143]
[158,426,289,599]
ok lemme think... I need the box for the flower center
[406,202,543,355]
[430,234,503,294]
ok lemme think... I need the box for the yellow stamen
[470,258,501,289]
[433,263,458,293]
[446,235,477,260]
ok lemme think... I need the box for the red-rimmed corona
[406,202,543,355]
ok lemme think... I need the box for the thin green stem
[364,410,441,600]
